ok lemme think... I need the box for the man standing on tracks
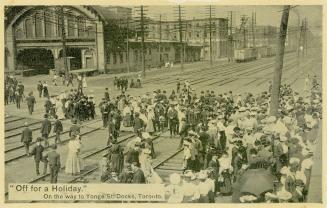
[37,81,43,98]
[40,114,52,147]
[26,91,36,115]
[167,103,178,138]
[30,137,46,175]
[21,122,33,156]
[53,115,63,144]
[43,144,61,183]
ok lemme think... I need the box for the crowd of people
[5,75,25,108]
[13,68,321,203]
[96,76,321,203]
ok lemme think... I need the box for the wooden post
[269,5,290,116]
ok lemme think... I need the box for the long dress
[65,139,81,174]
[56,100,65,120]
[145,111,155,133]
[82,77,87,88]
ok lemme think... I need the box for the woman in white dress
[146,106,155,134]
[82,75,87,88]
[65,135,82,175]
[55,97,65,120]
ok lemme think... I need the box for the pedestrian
[15,91,21,109]
[43,81,49,98]
[53,115,63,144]
[21,122,32,156]
[65,135,81,175]
[43,144,61,183]
[82,74,87,89]
[67,73,74,87]
[131,161,146,184]
[40,114,52,147]
[37,81,43,98]
[104,88,110,101]
[30,137,46,176]
[26,91,36,115]
[69,119,81,137]
[167,104,178,138]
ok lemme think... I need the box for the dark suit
[53,120,63,143]
[26,95,36,115]
[132,168,146,184]
[21,128,33,155]
[40,119,52,147]
[44,150,61,183]
[30,144,46,175]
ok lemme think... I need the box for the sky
[130,5,322,35]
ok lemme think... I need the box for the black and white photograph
[3,3,323,204]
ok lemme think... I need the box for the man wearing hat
[69,119,80,138]
[25,91,36,115]
[167,104,178,138]
[21,122,33,156]
[40,114,52,147]
[30,137,46,175]
[43,144,61,183]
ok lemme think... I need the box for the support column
[5,26,16,73]
[95,21,105,72]
[81,49,86,68]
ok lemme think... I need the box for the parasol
[239,169,274,197]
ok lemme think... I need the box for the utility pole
[140,5,146,77]
[305,18,308,56]
[178,5,184,71]
[184,21,188,63]
[159,14,162,67]
[60,6,68,76]
[229,11,234,62]
[300,20,305,58]
[240,15,248,48]
[209,5,213,67]
[251,12,256,47]
[269,5,290,116]
[126,17,130,73]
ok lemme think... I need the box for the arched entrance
[59,48,82,70]
[16,48,54,74]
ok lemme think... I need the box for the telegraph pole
[178,5,184,71]
[229,11,234,61]
[126,17,130,73]
[305,18,308,56]
[140,5,146,77]
[209,5,213,67]
[251,12,256,47]
[184,21,188,63]
[269,5,290,116]
[60,6,68,76]
[159,14,162,67]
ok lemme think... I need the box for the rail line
[5,119,102,164]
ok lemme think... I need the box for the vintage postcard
[1,0,325,207]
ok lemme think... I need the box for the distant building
[5,6,108,74]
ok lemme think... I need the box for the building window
[149,48,151,55]
[35,12,43,38]
[196,32,200,38]
[165,47,170,52]
[188,32,192,38]
[113,53,117,64]
[119,53,123,63]
[45,13,54,38]
[196,23,200,27]
[25,18,34,38]
[134,50,138,62]
[106,51,110,64]
[77,16,86,37]
[68,15,75,37]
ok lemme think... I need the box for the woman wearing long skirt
[146,107,155,134]
[65,136,81,175]
[55,98,65,120]
[123,105,132,127]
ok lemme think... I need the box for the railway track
[5,131,139,202]
[5,119,43,134]
[5,116,26,124]
[5,119,102,164]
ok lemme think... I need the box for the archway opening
[16,48,54,74]
[59,48,82,70]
